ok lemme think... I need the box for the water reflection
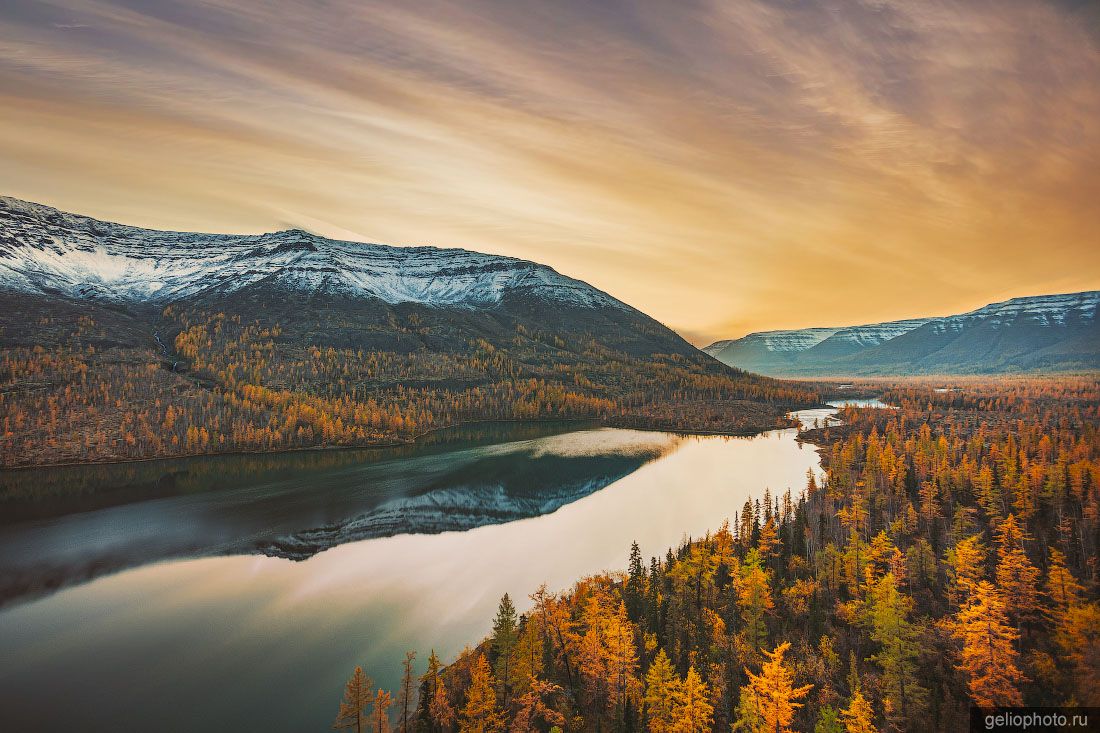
[0,425,670,606]
[0,403,882,732]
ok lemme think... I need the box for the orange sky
[1,0,1099,344]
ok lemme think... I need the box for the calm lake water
[0,401,881,732]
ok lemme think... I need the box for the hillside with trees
[0,295,818,468]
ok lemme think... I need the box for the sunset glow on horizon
[2,0,1099,343]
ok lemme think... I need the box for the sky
[1,0,1099,344]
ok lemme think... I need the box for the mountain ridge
[0,195,629,312]
[706,291,1100,375]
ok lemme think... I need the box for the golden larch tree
[1055,601,1100,705]
[1044,548,1083,621]
[371,689,393,733]
[946,535,986,605]
[643,649,681,733]
[334,666,373,733]
[733,641,813,733]
[737,550,774,653]
[994,514,1040,622]
[459,654,504,733]
[953,581,1026,706]
[674,665,714,733]
[839,688,878,733]
[510,680,566,733]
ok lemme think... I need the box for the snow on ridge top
[822,318,931,346]
[952,291,1100,325]
[739,328,841,352]
[0,196,626,310]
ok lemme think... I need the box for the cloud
[0,0,1097,343]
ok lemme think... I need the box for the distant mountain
[0,197,816,467]
[706,292,1100,376]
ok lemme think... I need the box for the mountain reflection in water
[0,423,673,607]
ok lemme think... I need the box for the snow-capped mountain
[0,196,707,362]
[0,196,625,310]
[936,292,1100,331]
[706,293,1100,375]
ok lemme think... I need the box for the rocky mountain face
[706,292,1100,375]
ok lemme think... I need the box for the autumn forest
[0,300,817,467]
[335,377,1100,732]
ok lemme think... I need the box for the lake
[0,401,881,732]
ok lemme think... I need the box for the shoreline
[2,403,823,473]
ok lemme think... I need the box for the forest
[0,306,817,467]
[334,376,1100,732]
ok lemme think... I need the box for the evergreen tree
[625,541,646,619]
[492,594,519,707]
[868,573,927,728]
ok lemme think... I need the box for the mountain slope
[0,197,818,467]
[706,292,1100,376]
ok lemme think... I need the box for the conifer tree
[1044,548,1083,621]
[334,666,373,733]
[510,680,566,732]
[674,666,714,733]
[643,649,681,733]
[839,688,877,733]
[460,655,503,733]
[868,573,927,727]
[953,581,1026,706]
[430,679,456,733]
[396,651,416,733]
[758,515,780,564]
[1055,602,1100,705]
[994,515,1040,622]
[814,705,844,733]
[738,549,773,653]
[492,594,519,707]
[625,540,646,618]
[371,689,393,733]
[946,535,986,605]
[733,641,812,733]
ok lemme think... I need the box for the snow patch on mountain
[732,328,841,353]
[706,292,1100,358]
[0,196,627,310]
[950,292,1100,326]
[819,318,931,347]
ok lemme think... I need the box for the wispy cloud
[1,0,1097,341]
